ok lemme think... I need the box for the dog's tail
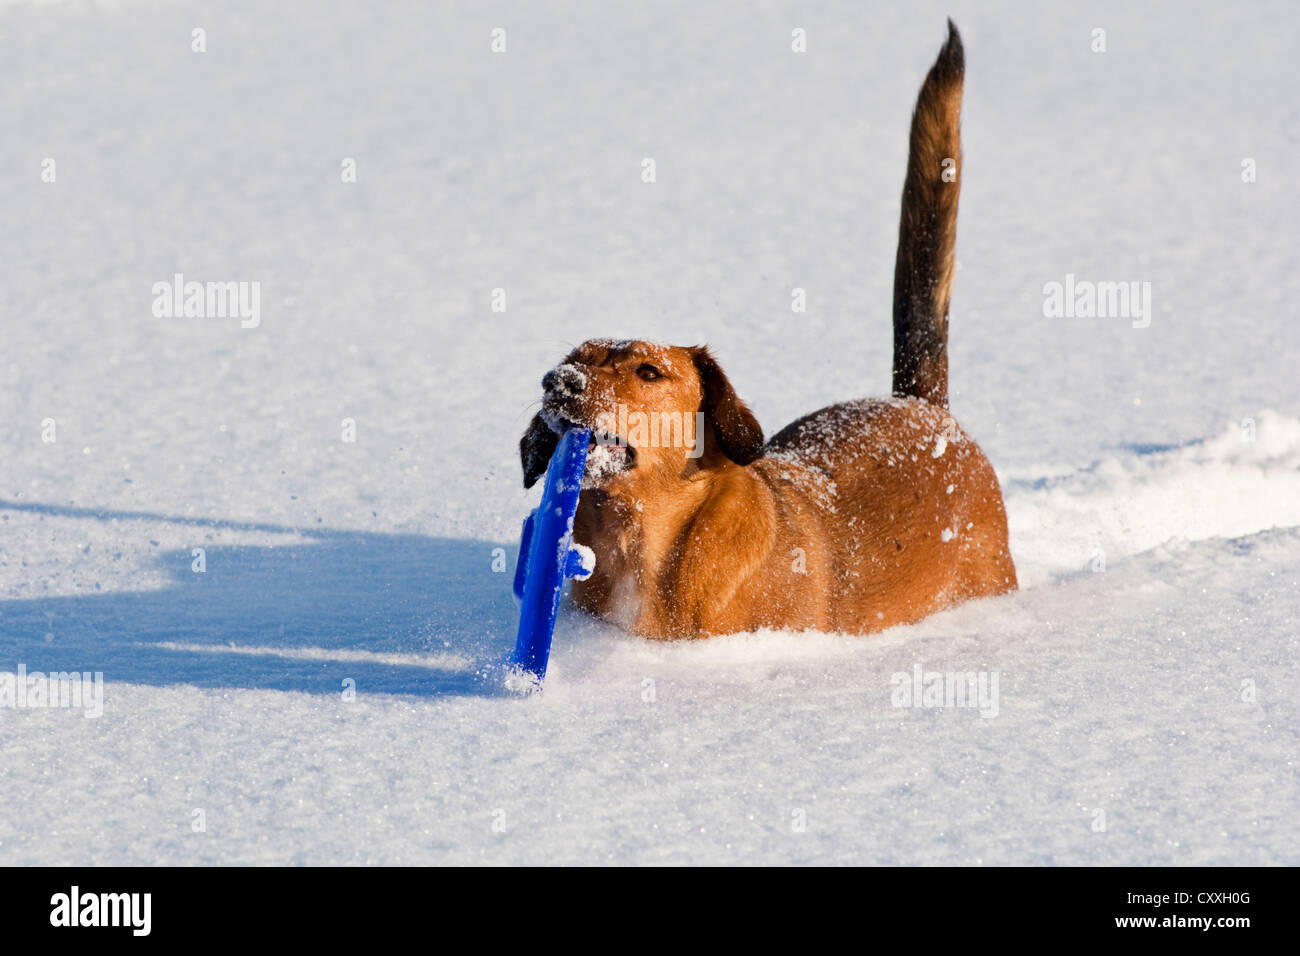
[892,19,964,409]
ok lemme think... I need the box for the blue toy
[511,427,595,684]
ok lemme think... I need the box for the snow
[569,542,595,580]
[2,0,1298,865]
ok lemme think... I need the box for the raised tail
[892,19,964,408]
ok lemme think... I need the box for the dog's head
[520,339,764,489]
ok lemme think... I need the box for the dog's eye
[636,364,662,381]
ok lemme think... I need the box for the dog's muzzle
[542,364,586,398]
[540,363,589,434]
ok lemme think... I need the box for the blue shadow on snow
[0,500,521,698]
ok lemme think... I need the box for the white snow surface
[2,0,1298,865]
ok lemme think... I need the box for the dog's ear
[520,413,558,489]
[691,347,764,465]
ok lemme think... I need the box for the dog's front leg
[651,481,777,638]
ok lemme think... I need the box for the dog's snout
[543,364,586,397]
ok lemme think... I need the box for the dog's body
[520,22,1016,639]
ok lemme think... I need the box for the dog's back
[762,398,1016,633]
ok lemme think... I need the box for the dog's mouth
[541,402,637,486]
[584,427,637,487]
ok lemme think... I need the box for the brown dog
[520,22,1016,639]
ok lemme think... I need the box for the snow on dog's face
[519,340,764,489]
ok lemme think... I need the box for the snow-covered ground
[2,0,1297,864]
